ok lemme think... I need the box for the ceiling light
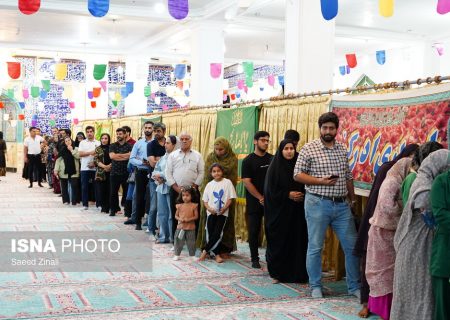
[154,2,165,14]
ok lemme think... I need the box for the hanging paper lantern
[437,0,450,14]
[88,0,110,18]
[22,88,29,99]
[19,102,26,109]
[18,114,25,120]
[93,64,107,80]
[7,62,21,79]
[73,118,79,125]
[168,0,189,20]
[346,54,357,68]
[40,89,47,99]
[0,102,3,109]
[91,101,97,108]
[126,82,134,94]
[41,80,51,92]
[55,63,68,80]
[184,89,190,97]
[93,87,101,98]
[210,63,222,79]
[379,0,394,17]
[19,0,40,15]
[174,64,186,79]
[176,81,184,90]
[112,100,118,107]
[237,80,245,90]
[144,86,151,97]
[278,75,285,86]
[268,75,275,86]
[339,66,346,75]
[69,101,75,109]
[99,80,107,92]
[320,0,338,20]
[121,87,129,98]
[376,50,386,65]
[7,89,15,99]
[242,61,254,77]
[346,66,351,74]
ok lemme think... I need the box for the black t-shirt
[109,142,132,176]
[147,139,166,173]
[241,152,273,213]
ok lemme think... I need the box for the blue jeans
[80,171,95,207]
[157,192,172,242]
[304,193,360,293]
[146,180,158,234]
[130,186,137,222]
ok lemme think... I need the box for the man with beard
[242,131,273,269]
[124,121,154,226]
[109,128,132,216]
[294,112,359,299]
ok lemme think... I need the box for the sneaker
[123,219,135,225]
[311,288,323,298]
[170,246,175,251]
[83,207,88,210]
[135,225,142,230]
[351,289,361,300]
[173,256,179,261]
[251,260,261,269]
[142,222,148,227]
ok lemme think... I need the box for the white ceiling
[0,0,449,64]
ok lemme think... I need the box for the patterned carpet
[0,173,379,320]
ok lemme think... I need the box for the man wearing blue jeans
[294,112,360,299]
[78,126,100,210]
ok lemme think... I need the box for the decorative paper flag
[379,0,394,17]
[115,92,122,101]
[93,64,107,80]
[346,54,357,68]
[174,64,186,79]
[7,89,15,99]
[243,86,248,93]
[168,0,189,20]
[346,65,351,74]
[278,75,285,86]
[176,81,183,90]
[69,101,75,109]
[245,77,253,88]
[437,0,450,14]
[162,105,169,111]
[22,89,29,99]
[223,94,228,101]
[268,75,275,86]
[339,66,346,75]
[242,61,254,77]
[32,114,38,120]
[126,82,134,94]
[63,86,73,99]
[18,0,40,15]
[49,114,56,120]
[88,0,110,17]
[435,43,445,56]
[184,89,190,97]
[376,50,386,65]
[0,102,3,109]
[112,110,118,115]
[151,93,156,99]
[49,119,56,126]
[237,80,245,90]
[93,87,101,98]
[99,80,107,92]
[210,63,222,79]
[144,86,151,97]
[236,92,241,98]
[230,93,236,100]
[40,89,47,99]
[87,91,94,100]
[320,0,338,20]
[41,80,51,92]
[18,114,25,120]
[7,62,21,79]
[91,101,97,108]
[121,87,129,98]
[223,90,228,95]
[55,63,68,80]
[19,102,26,109]
[31,120,38,126]
[73,118,79,125]
[112,100,118,107]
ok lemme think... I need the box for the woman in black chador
[264,139,308,283]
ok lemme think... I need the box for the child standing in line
[199,163,237,263]
[173,187,199,261]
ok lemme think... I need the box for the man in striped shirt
[294,112,360,299]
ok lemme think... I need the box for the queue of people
[22,112,449,320]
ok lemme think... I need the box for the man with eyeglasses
[242,131,273,268]
[165,132,204,239]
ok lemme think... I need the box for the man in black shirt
[145,123,167,235]
[109,128,132,216]
[242,131,273,268]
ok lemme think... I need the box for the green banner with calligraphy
[216,106,259,198]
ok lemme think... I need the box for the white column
[190,22,225,106]
[285,0,335,94]
[124,56,148,116]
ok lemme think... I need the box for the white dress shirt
[24,135,44,155]
[165,149,205,187]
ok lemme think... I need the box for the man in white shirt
[78,126,100,210]
[23,127,44,188]
[165,132,205,237]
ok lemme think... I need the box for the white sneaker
[83,207,88,210]
[351,289,361,300]
[311,288,323,298]
[170,246,175,251]
[173,256,179,261]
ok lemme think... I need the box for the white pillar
[285,0,335,94]
[124,57,148,116]
[190,22,224,106]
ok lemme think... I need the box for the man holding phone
[294,112,359,299]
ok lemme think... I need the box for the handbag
[127,167,137,184]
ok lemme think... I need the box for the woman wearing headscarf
[0,131,6,180]
[94,133,111,213]
[365,157,412,320]
[353,144,418,318]
[196,137,238,257]
[74,132,86,148]
[391,149,450,320]
[264,139,307,283]
[54,137,80,205]
[430,168,450,320]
